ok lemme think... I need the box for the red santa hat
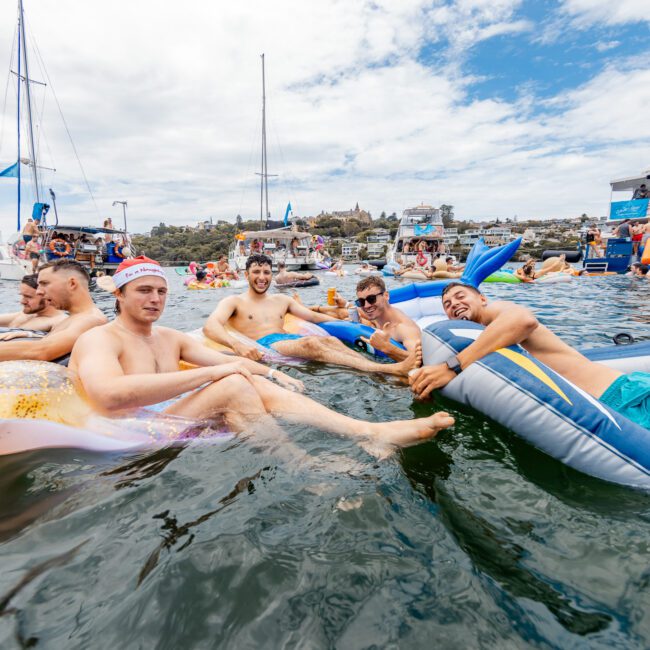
[112,256,167,290]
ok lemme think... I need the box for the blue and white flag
[0,162,19,178]
[283,202,292,226]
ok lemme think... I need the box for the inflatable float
[421,321,650,489]
[274,277,320,288]
[0,361,232,456]
[483,270,521,284]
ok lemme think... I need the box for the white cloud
[0,0,648,238]
[561,0,650,27]
[595,40,621,52]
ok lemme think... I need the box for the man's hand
[210,360,253,382]
[361,324,392,353]
[273,371,305,393]
[409,364,457,400]
[0,331,36,342]
[232,340,264,361]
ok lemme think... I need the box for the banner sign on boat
[414,224,443,236]
[609,199,649,221]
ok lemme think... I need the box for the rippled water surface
[1,268,650,649]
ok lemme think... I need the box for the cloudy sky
[0,0,649,235]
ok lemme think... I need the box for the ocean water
[0,268,649,649]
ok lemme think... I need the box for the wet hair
[356,276,386,294]
[633,263,649,276]
[277,261,286,269]
[196,269,207,281]
[245,253,272,271]
[21,274,38,289]
[441,282,482,299]
[38,258,90,286]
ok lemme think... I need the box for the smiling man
[355,276,422,363]
[0,260,106,361]
[71,256,453,449]
[410,282,650,429]
[0,274,66,339]
[203,253,420,376]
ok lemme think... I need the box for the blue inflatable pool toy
[422,321,650,489]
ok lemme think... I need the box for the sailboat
[228,54,324,271]
[0,0,135,280]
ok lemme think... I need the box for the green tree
[439,205,454,229]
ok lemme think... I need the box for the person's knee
[301,336,324,354]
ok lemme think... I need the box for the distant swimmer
[203,253,421,376]
[0,274,66,340]
[410,282,650,429]
[355,277,422,362]
[0,260,106,361]
[514,257,561,282]
[71,256,453,452]
[274,261,315,285]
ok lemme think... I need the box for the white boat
[0,0,136,279]
[228,228,326,271]
[386,204,449,268]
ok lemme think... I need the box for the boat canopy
[44,225,128,235]
[240,228,310,241]
[610,169,650,192]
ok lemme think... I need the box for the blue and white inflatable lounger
[422,320,650,490]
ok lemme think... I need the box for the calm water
[0,268,649,649]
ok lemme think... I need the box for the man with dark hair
[630,262,649,277]
[355,276,422,362]
[0,259,106,361]
[0,274,66,340]
[204,254,421,376]
[632,184,649,200]
[72,256,453,453]
[410,282,650,429]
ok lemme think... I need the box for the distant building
[196,218,218,231]
[367,229,391,243]
[341,241,361,260]
[459,227,513,248]
[317,202,372,225]
[366,242,387,259]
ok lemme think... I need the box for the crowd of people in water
[1,248,649,451]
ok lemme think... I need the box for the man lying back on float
[0,274,66,340]
[70,256,453,452]
[0,260,106,361]
[410,282,649,429]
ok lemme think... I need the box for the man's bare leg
[250,375,454,453]
[271,336,421,376]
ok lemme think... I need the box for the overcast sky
[0,0,649,235]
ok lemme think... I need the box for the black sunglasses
[355,292,383,307]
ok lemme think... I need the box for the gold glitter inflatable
[0,360,91,425]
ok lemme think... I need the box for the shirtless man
[204,253,420,376]
[0,259,106,361]
[214,255,238,280]
[0,274,66,340]
[25,238,41,272]
[21,218,39,244]
[410,283,650,429]
[355,277,422,363]
[71,256,453,450]
[275,261,315,285]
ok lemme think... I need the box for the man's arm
[286,297,337,323]
[75,330,254,411]
[178,331,304,392]
[203,296,262,360]
[0,313,106,361]
[0,312,19,327]
[411,302,538,399]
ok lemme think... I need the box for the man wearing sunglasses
[203,254,421,377]
[355,277,422,362]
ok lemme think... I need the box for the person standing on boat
[103,218,114,244]
[0,260,106,361]
[71,256,453,452]
[21,218,40,244]
[0,274,66,339]
[24,238,41,272]
[203,254,421,377]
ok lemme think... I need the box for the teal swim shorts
[599,372,650,430]
[256,333,303,349]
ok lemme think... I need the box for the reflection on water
[0,270,650,647]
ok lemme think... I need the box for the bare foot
[292,292,303,304]
[360,411,454,458]
[390,342,422,376]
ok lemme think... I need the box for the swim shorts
[23,235,32,244]
[30,252,39,260]
[256,333,303,349]
[599,372,650,430]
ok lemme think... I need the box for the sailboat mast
[259,54,265,226]
[16,1,21,231]
[18,0,40,205]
